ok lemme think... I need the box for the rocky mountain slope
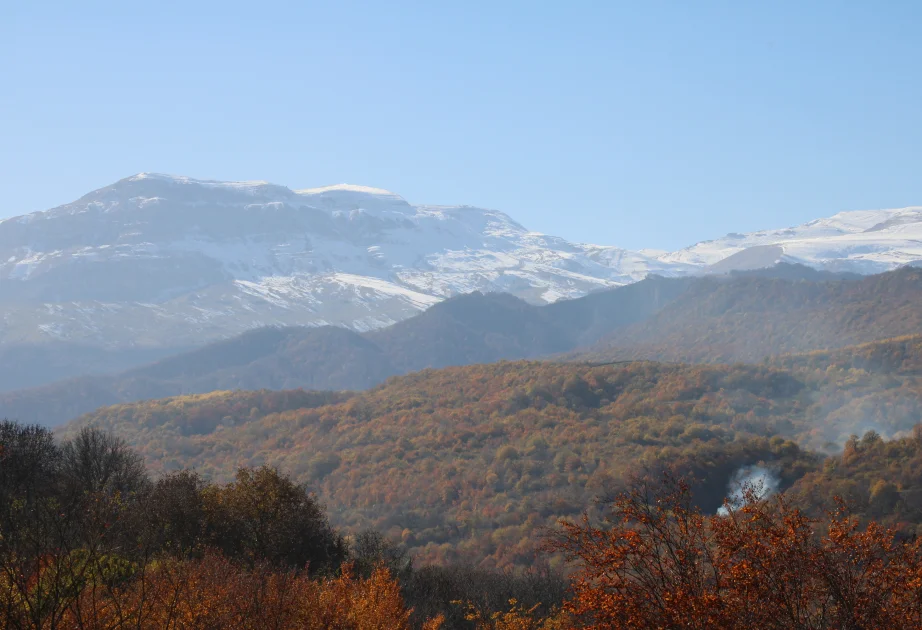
[4,175,921,352]
[0,173,681,350]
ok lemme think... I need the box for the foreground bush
[1,552,433,629]
[403,564,566,628]
[548,475,922,629]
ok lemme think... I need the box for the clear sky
[2,1,920,251]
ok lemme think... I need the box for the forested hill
[573,266,922,364]
[61,339,922,568]
[769,333,922,374]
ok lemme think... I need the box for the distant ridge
[2,275,690,427]
[3,264,911,428]
[573,266,922,364]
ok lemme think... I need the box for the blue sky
[2,1,920,250]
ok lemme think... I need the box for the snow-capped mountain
[1,173,919,351]
[661,207,922,273]
[0,173,683,348]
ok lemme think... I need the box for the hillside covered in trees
[62,334,922,567]
[575,266,922,364]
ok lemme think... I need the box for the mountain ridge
[2,173,921,395]
[1,275,692,426]
[4,174,921,349]
[0,173,679,348]
[573,266,922,364]
[5,266,914,428]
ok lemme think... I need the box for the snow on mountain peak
[129,172,272,188]
[295,183,413,217]
[662,206,922,272]
[0,174,681,348]
[295,183,403,198]
[1,172,919,350]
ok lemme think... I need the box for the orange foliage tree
[548,475,922,630]
[3,552,438,629]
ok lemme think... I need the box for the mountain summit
[0,174,677,350]
[1,174,920,355]
[663,206,922,273]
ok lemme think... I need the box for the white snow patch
[131,172,270,187]
[328,273,441,309]
[295,183,402,198]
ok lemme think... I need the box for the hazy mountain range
[3,174,920,347]
[10,265,922,428]
[0,173,682,348]
[1,173,921,398]
[57,333,922,567]
[0,274,688,426]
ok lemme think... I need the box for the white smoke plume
[717,465,781,515]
